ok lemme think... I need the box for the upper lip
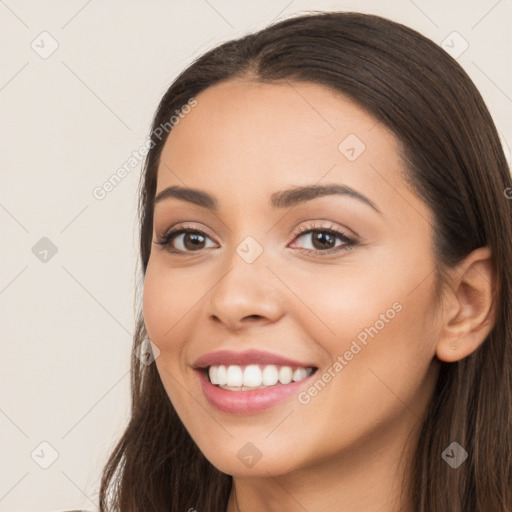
[193,349,317,369]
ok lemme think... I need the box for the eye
[289,223,357,255]
[154,225,217,253]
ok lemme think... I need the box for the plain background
[0,1,511,510]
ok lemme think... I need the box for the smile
[195,365,318,414]
[208,364,315,390]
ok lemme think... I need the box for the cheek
[142,259,215,364]
[290,277,438,453]
[276,254,416,350]
[285,247,439,399]
[142,264,165,343]
[142,263,193,406]
[142,262,187,349]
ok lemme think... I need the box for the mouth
[194,364,319,414]
[201,363,318,390]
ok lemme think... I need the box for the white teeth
[262,365,279,386]
[292,367,308,381]
[243,364,262,387]
[207,364,314,390]
[209,365,219,385]
[215,365,227,386]
[226,365,243,386]
[278,366,293,385]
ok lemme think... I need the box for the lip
[192,349,317,369]
[194,366,317,414]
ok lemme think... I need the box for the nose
[207,251,285,331]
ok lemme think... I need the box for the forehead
[156,80,412,215]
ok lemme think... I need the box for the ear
[436,246,498,363]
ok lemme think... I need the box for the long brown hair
[99,11,512,511]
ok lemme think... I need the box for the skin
[142,79,496,512]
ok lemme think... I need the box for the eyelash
[154,223,357,256]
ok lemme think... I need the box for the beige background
[0,0,510,511]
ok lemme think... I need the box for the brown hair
[99,11,512,511]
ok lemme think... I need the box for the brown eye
[291,225,357,255]
[308,231,338,250]
[180,232,207,251]
[155,228,217,253]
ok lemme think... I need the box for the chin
[199,441,307,478]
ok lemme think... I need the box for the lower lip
[195,368,317,414]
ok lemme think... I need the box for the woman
[99,11,512,512]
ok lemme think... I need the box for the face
[143,80,442,477]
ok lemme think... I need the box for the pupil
[313,232,334,250]
[185,233,205,250]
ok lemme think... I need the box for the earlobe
[435,246,497,363]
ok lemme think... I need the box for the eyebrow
[153,183,381,214]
